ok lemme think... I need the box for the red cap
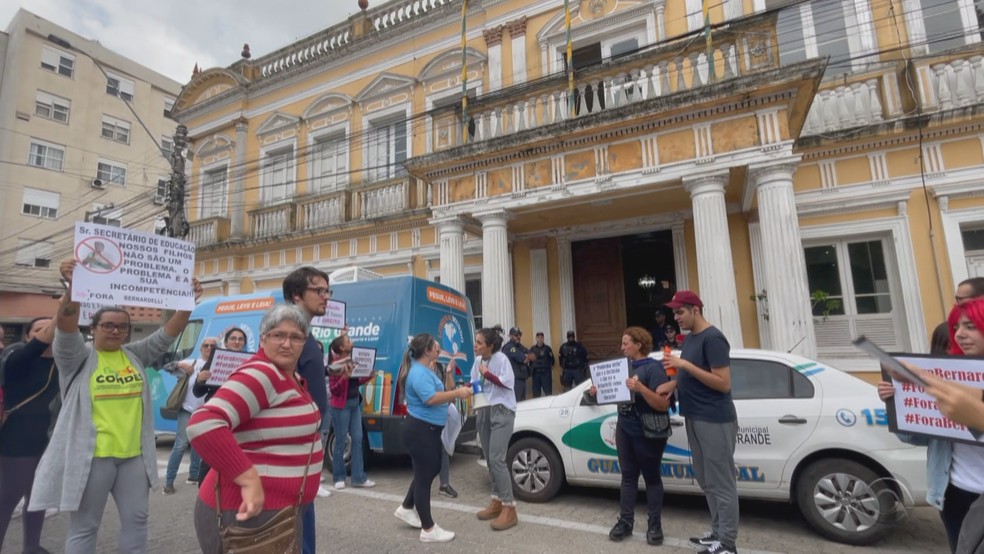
[665,290,704,309]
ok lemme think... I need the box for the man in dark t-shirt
[659,291,738,554]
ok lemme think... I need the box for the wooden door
[572,238,627,361]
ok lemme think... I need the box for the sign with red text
[72,222,196,311]
[885,354,984,445]
[203,348,254,387]
[350,347,377,379]
[310,300,346,329]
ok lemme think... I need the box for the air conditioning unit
[90,178,104,189]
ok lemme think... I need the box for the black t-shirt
[677,326,736,423]
[617,357,669,436]
[0,339,60,456]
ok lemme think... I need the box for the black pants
[616,421,668,526]
[532,371,552,397]
[514,378,527,402]
[402,415,444,530]
[942,482,981,553]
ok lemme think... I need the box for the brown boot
[491,505,518,531]
[476,498,502,520]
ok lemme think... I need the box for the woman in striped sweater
[188,305,323,554]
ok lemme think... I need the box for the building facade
[0,9,182,341]
[173,0,984,373]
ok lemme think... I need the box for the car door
[730,357,822,491]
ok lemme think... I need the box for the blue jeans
[165,409,202,486]
[302,503,315,554]
[329,397,366,484]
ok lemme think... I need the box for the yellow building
[173,0,984,375]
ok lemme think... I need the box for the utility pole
[160,124,190,239]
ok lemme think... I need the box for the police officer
[529,332,555,398]
[503,327,534,402]
[559,331,589,392]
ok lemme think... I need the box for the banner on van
[426,287,467,313]
[216,297,275,314]
[72,222,197,311]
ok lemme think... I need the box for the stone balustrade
[802,79,885,135]
[249,203,295,239]
[358,178,410,219]
[298,192,346,231]
[187,216,230,247]
[920,55,984,111]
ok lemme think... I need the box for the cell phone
[852,336,928,387]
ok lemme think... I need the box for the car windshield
[160,319,203,365]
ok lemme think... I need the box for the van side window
[163,319,203,364]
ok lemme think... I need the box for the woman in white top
[470,325,519,531]
[162,338,215,493]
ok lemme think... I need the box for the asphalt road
[2,440,949,553]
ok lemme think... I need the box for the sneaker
[608,518,633,542]
[702,541,737,554]
[690,532,717,548]
[162,484,175,495]
[419,524,455,543]
[394,505,422,528]
[438,484,458,498]
[185,478,199,485]
[646,520,664,546]
[317,485,332,498]
[334,481,346,490]
[477,457,488,468]
[352,479,375,488]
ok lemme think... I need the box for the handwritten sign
[350,346,378,378]
[589,357,631,405]
[886,354,984,445]
[310,300,346,329]
[204,348,254,387]
[71,222,196,311]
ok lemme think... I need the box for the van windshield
[165,319,203,364]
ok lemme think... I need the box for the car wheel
[507,437,565,502]
[326,428,352,471]
[795,458,897,545]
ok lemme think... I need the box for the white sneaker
[394,505,422,528]
[352,479,375,488]
[477,457,488,468]
[420,524,455,543]
[317,485,332,498]
[334,481,346,490]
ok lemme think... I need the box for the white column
[477,210,514,329]
[231,121,248,239]
[530,248,551,340]
[433,216,465,293]
[750,162,817,358]
[557,237,576,339]
[671,222,690,291]
[747,221,772,350]
[684,173,744,347]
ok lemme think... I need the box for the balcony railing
[187,216,230,247]
[355,177,413,220]
[802,66,903,135]
[249,203,296,239]
[916,50,984,111]
[297,191,347,231]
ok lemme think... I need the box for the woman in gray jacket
[29,260,201,554]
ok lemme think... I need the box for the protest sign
[311,300,346,329]
[589,357,631,405]
[885,353,984,445]
[71,222,196,311]
[350,346,377,378]
[203,348,254,387]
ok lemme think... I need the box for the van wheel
[507,437,565,503]
[795,458,897,545]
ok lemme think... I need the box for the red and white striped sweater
[187,350,323,511]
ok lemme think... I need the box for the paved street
[4,439,948,553]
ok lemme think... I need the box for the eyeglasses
[97,322,130,333]
[306,287,333,298]
[202,343,216,349]
[265,331,307,345]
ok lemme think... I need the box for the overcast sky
[1,0,363,83]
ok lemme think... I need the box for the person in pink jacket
[327,335,375,490]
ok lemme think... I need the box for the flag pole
[460,0,469,143]
[565,0,574,116]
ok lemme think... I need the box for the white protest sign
[888,355,984,445]
[350,346,377,378]
[311,300,346,329]
[589,357,631,405]
[71,222,196,311]
[204,348,254,387]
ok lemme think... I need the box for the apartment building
[0,9,181,341]
[173,0,984,373]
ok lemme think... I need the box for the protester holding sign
[878,297,984,553]
[162,339,215,494]
[327,334,375,491]
[29,259,202,554]
[585,327,671,545]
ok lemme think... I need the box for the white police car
[506,349,928,545]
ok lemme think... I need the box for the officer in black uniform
[503,327,534,402]
[559,330,589,391]
[529,332,555,398]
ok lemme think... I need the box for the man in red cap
[659,291,738,554]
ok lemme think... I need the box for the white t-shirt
[182,359,207,413]
[470,351,516,412]
[950,442,984,494]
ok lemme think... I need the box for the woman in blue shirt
[394,333,471,543]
